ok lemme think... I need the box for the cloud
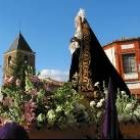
[39,69,69,82]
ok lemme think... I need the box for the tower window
[24,55,28,64]
[8,56,12,66]
[122,53,137,73]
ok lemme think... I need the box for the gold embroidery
[78,22,94,93]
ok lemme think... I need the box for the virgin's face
[69,41,80,55]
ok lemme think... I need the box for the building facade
[103,37,140,97]
[3,33,35,78]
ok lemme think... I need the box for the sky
[0,0,140,81]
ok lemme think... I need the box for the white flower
[97,111,103,118]
[96,102,102,108]
[104,89,108,95]
[94,82,100,87]
[124,103,134,112]
[100,98,105,103]
[121,91,129,99]
[96,98,105,108]
[90,101,96,107]
[121,91,126,95]
[134,110,140,118]
[56,105,63,113]
[37,114,45,122]
[123,95,129,99]
[46,109,57,126]
[47,109,56,120]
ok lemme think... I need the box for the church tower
[3,33,35,78]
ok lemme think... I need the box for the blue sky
[0,0,140,79]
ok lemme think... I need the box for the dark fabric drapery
[101,78,123,139]
[69,17,130,95]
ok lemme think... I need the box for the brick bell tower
[3,33,35,79]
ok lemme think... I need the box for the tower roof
[7,33,33,53]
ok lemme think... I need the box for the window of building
[24,55,28,64]
[8,56,12,66]
[122,53,137,73]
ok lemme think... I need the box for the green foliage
[0,86,26,125]
[25,76,34,91]
[36,82,92,129]
[2,68,140,132]
[1,66,95,130]
[116,91,140,122]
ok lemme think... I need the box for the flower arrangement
[116,91,140,123]
[0,67,94,131]
[89,82,106,124]
[1,66,140,134]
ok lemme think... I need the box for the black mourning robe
[69,18,130,94]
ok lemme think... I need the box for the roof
[103,37,140,48]
[6,33,33,53]
[44,78,65,86]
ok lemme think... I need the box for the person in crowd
[0,122,29,139]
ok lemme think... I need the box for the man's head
[0,122,29,139]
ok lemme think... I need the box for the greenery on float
[116,91,140,123]
[1,66,140,131]
[0,66,95,130]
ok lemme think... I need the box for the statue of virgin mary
[69,9,95,95]
[69,9,130,96]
